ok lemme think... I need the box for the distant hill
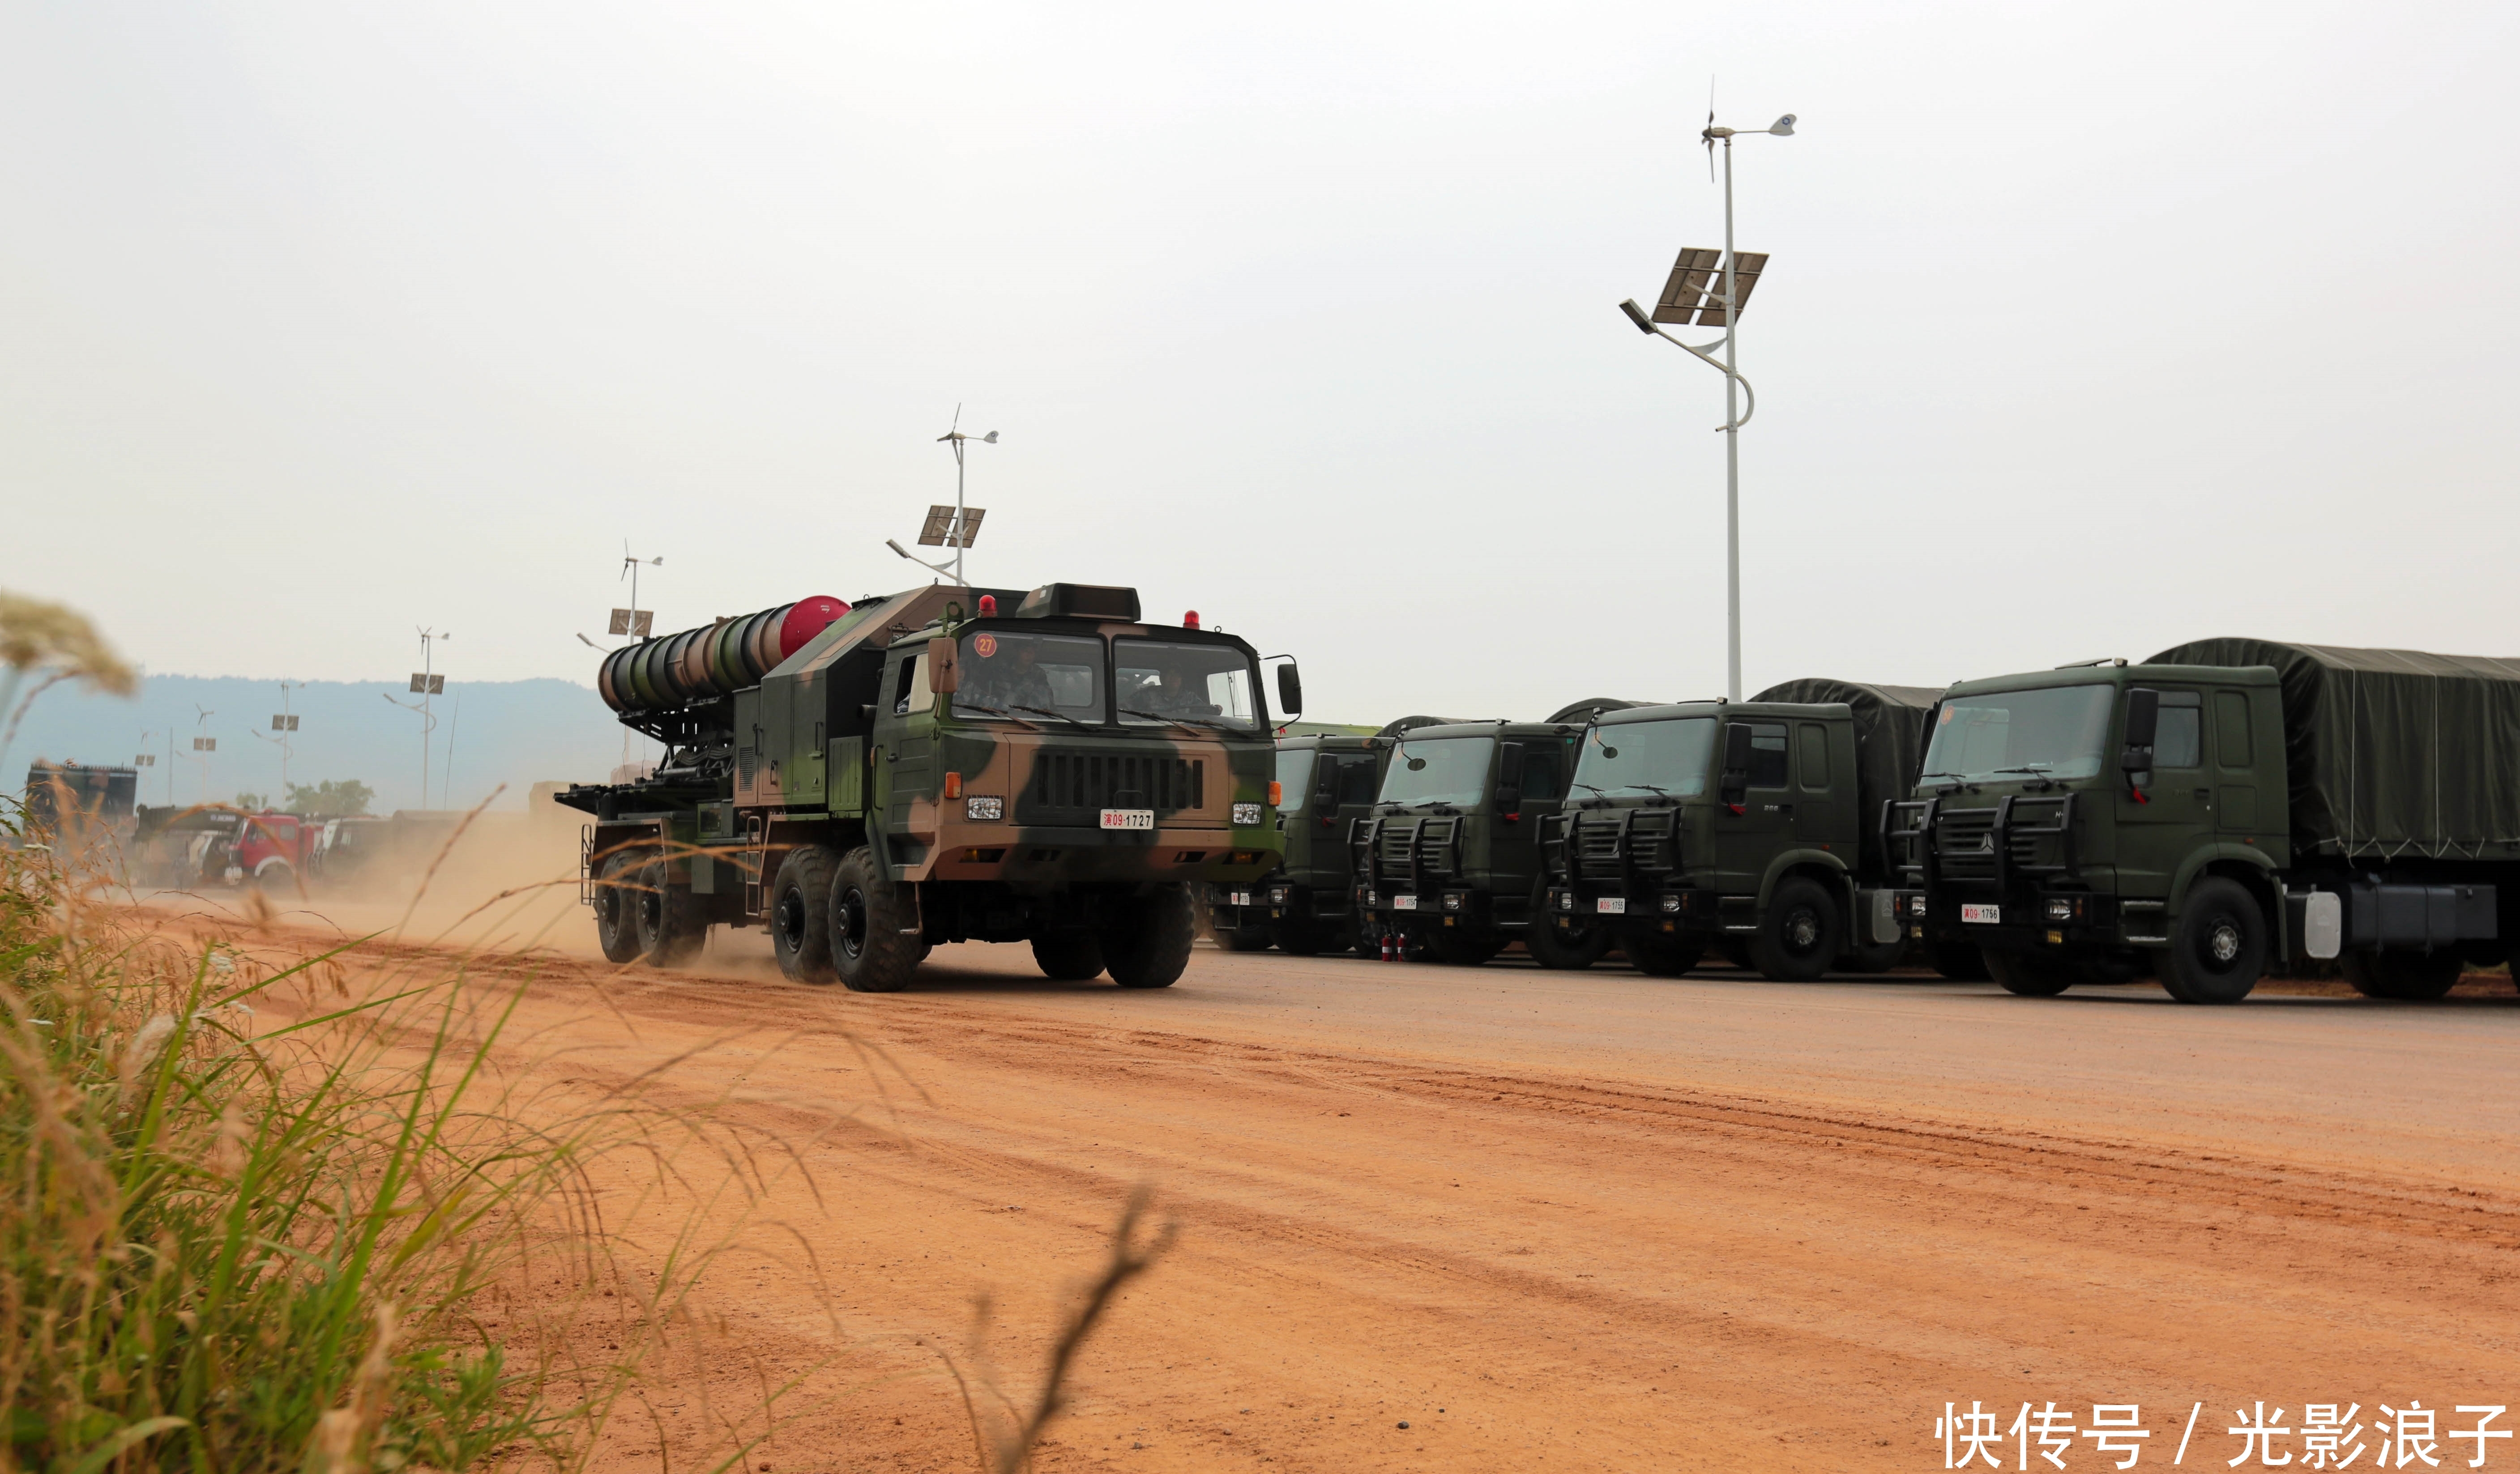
[8,675,638,813]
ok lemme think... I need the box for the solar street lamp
[1619,109,1795,701]
[894,405,996,584]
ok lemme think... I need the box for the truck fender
[2168,844,2278,920]
[1757,848,1851,914]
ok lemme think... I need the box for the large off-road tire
[1525,882,1610,970]
[632,856,705,968]
[1751,877,1841,982]
[1101,884,1196,988]
[2159,877,2265,1005]
[1985,948,2076,997]
[594,850,645,964]
[770,845,840,984]
[1927,939,1990,981]
[1425,925,1503,966]
[1031,932,1107,981]
[829,847,922,993]
[1217,922,1277,953]
[2341,950,2463,1001]
[1525,916,1610,969]
[1623,929,1705,978]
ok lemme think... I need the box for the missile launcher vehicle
[557,581,1298,992]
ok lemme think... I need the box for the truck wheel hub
[1786,912,1819,950]
[2208,922,2241,965]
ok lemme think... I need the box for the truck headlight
[965,796,1004,821]
[1558,891,1574,912]
[1444,893,1464,912]
[2044,897,2084,922]
[1267,886,1290,905]
[1659,894,1682,913]
[1232,802,1263,825]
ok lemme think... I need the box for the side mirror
[1311,761,1340,809]
[927,636,960,695]
[1275,661,1303,719]
[2120,687,2158,774]
[1720,722,1754,807]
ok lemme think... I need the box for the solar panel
[918,505,957,546]
[1652,248,1768,326]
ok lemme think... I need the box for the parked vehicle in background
[223,811,318,891]
[1211,730,1385,954]
[1887,640,2520,1004]
[21,761,139,840]
[1353,700,1638,967]
[1540,681,1938,980]
[558,582,1293,991]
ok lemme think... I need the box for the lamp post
[893,407,996,584]
[1619,111,1795,701]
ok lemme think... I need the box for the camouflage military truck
[1351,701,1639,967]
[1885,641,2520,1004]
[1538,682,1937,981]
[557,582,1294,992]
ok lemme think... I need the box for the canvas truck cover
[2145,638,2520,859]
[1751,679,1943,878]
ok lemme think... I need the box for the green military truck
[558,581,1294,993]
[1886,639,2520,1004]
[1538,681,1938,980]
[1210,728,1389,954]
[1351,701,1638,967]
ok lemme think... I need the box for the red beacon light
[978,595,997,617]
[1183,610,1200,629]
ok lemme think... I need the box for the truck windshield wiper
[953,701,1042,730]
[1011,703,1097,731]
[1119,706,1236,732]
[1993,765,2054,775]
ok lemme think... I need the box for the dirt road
[357,921,2520,1472]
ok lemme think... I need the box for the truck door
[2212,689,2260,837]
[1715,720,1793,894]
[875,650,935,843]
[1790,720,1841,848]
[2113,687,2210,900]
[1324,753,1381,881]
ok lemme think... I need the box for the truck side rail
[1884,797,1933,886]
[1993,793,2077,889]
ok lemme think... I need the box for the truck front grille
[1935,807,2000,881]
[1020,753,1204,818]
[1571,810,1679,881]
[1373,817,1459,881]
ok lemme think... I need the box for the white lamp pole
[1620,111,1794,701]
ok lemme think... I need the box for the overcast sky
[5,0,2517,724]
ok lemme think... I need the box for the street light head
[887,539,912,559]
[1618,298,1657,335]
[1768,114,1796,136]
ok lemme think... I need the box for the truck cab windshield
[954,630,1107,724]
[1380,736,1494,807]
[1572,717,1716,799]
[1921,684,2114,783]
[1115,639,1262,729]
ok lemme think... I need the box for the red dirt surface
[238,903,2520,1473]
